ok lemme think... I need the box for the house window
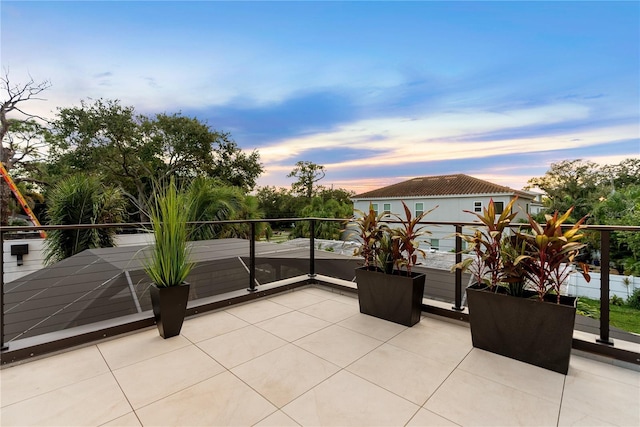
[430,238,440,251]
[383,203,391,215]
[474,201,482,212]
[494,202,504,214]
[371,203,378,215]
[415,202,424,217]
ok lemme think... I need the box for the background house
[350,174,538,253]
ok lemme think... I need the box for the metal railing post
[597,230,613,345]
[309,219,316,282]
[247,222,257,292]
[453,225,464,311]
[1,229,6,350]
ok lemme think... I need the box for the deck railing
[1,218,638,365]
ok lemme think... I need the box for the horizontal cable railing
[1,218,639,365]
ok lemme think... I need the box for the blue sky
[2,1,638,194]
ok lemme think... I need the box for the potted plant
[352,201,437,326]
[144,179,194,339]
[454,198,590,374]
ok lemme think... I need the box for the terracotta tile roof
[353,174,531,199]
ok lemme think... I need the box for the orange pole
[0,162,46,238]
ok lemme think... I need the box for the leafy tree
[592,185,640,275]
[43,175,127,264]
[318,187,355,205]
[287,161,326,198]
[526,159,602,221]
[602,158,640,189]
[47,99,263,219]
[206,136,263,192]
[290,196,352,239]
[255,186,300,222]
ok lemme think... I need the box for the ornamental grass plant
[144,178,194,288]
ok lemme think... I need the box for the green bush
[610,295,625,306]
[627,288,640,310]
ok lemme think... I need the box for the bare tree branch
[1,69,52,146]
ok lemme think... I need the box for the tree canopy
[287,160,326,198]
[528,158,640,274]
[45,99,263,219]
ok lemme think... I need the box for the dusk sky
[2,1,639,194]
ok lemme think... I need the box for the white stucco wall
[2,233,154,283]
[351,194,531,252]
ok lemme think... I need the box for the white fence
[567,271,639,300]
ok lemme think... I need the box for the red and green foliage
[517,208,591,302]
[352,201,437,275]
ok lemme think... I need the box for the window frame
[430,238,440,251]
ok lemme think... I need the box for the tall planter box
[466,284,577,374]
[150,283,190,339]
[355,266,426,327]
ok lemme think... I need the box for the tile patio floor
[1,285,639,426]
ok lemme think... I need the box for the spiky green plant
[186,177,265,240]
[44,175,126,265]
[144,179,194,288]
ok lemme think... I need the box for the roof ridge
[352,173,528,199]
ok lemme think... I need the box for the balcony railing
[1,218,639,366]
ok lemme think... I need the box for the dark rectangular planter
[355,266,426,327]
[466,284,577,374]
[150,283,190,339]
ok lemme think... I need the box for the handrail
[1,217,638,364]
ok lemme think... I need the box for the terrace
[1,220,639,426]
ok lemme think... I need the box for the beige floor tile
[257,311,331,342]
[1,345,109,407]
[299,286,337,298]
[459,348,565,403]
[562,366,640,427]
[100,411,142,426]
[557,405,617,427]
[180,310,249,343]
[226,299,293,323]
[569,354,640,387]
[388,319,472,369]
[347,343,453,405]
[283,370,419,426]
[197,325,287,368]
[406,408,460,426]
[425,369,560,426]
[135,371,276,426]
[232,344,340,407]
[328,292,360,307]
[1,372,131,426]
[299,299,359,323]
[97,328,191,370]
[268,290,329,309]
[254,410,301,426]
[295,324,382,367]
[338,312,407,341]
[113,345,224,409]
